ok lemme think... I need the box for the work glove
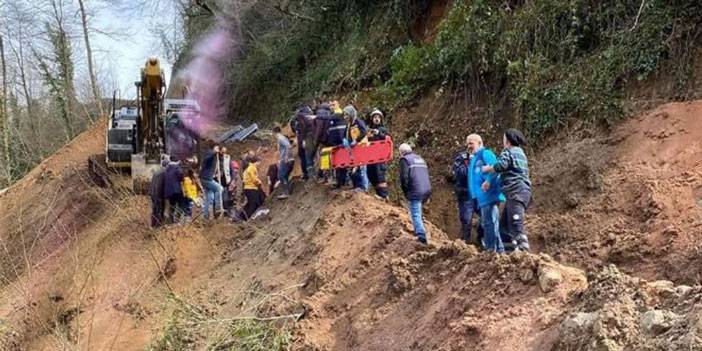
[342,138,350,148]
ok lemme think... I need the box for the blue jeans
[202,179,223,219]
[480,202,504,253]
[351,166,368,190]
[408,200,427,241]
[457,197,478,242]
[278,160,290,194]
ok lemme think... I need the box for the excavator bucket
[131,153,162,194]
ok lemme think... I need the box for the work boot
[516,234,530,251]
[417,237,428,245]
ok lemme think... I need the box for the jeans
[480,202,504,253]
[202,179,223,219]
[457,197,478,242]
[500,188,532,251]
[278,160,293,194]
[408,200,427,241]
[350,166,368,190]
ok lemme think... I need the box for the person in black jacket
[163,158,185,223]
[399,143,432,244]
[149,159,169,228]
[450,147,482,243]
[366,109,390,199]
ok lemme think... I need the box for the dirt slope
[1,101,702,350]
[530,101,702,283]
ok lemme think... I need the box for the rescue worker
[342,105,369,191]
[366,109,389,198]
[467,134,505,253]
[149,158,169,228]
[325,104,348,188]
[482,129,532,252]
[399,143,432,245]
[313,103,335,183]
[450,144,481,243]
[273,124,295,199]
[200,144,224,219]
[294,105,314,180]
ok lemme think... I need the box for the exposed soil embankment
[1,101,702,350]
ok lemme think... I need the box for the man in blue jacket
[399,143,432,245]
[467,134,505,253]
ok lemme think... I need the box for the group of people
[290,100,391,199]
[149,96,532,254]
[149,144,270,227]
[443,129,532,252]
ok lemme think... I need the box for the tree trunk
[15,39,37,139]
[78,0,102,119]
[0,32,9,169]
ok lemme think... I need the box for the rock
[675,285,693,296]
[646,280,676,298]
[519,267,535,283]
[640,310,679,335]
[538,264,563,293]
[560,312,598,337]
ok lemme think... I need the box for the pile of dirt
[3,101,702,350]
[529,101,702,283]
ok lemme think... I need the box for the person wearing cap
[341,105,369,191]
[467,134,505,253]
[399,143,432,244]
[482,129,532,251]
[149,158,169,228]
[367,109,390,199]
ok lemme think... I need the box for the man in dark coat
[399,143,432,244]
[149,159,169,227]
[163,158,185,223]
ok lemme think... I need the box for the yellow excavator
[102,57,200,192]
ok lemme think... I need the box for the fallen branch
[630,0,646,31]
[178,312,305,326]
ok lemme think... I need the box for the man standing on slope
[200,144,224,219]
[149,158,169,228]
[399,143,432,245]
[450,144,481,243]
[273,124,295,199]
[467,134,505,253]
[367,109,390,199]
[482,129,532,252]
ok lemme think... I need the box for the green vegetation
[180,0,701,139]
[147,296,291,351]
[382,0,701,137]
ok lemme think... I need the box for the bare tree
[77,0,103,117]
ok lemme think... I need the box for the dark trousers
[305,139,318,178]
[368,163,388,198]
[457,196,481,242]
[151,198,164,228]
[298,143,308,179]
[242,189,265,220]
[500,188,532,251]
[167,194,184,223]
[335,169,348,188]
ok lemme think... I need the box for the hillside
[1,100,701,350]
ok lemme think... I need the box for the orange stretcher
[320,136,394,170]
